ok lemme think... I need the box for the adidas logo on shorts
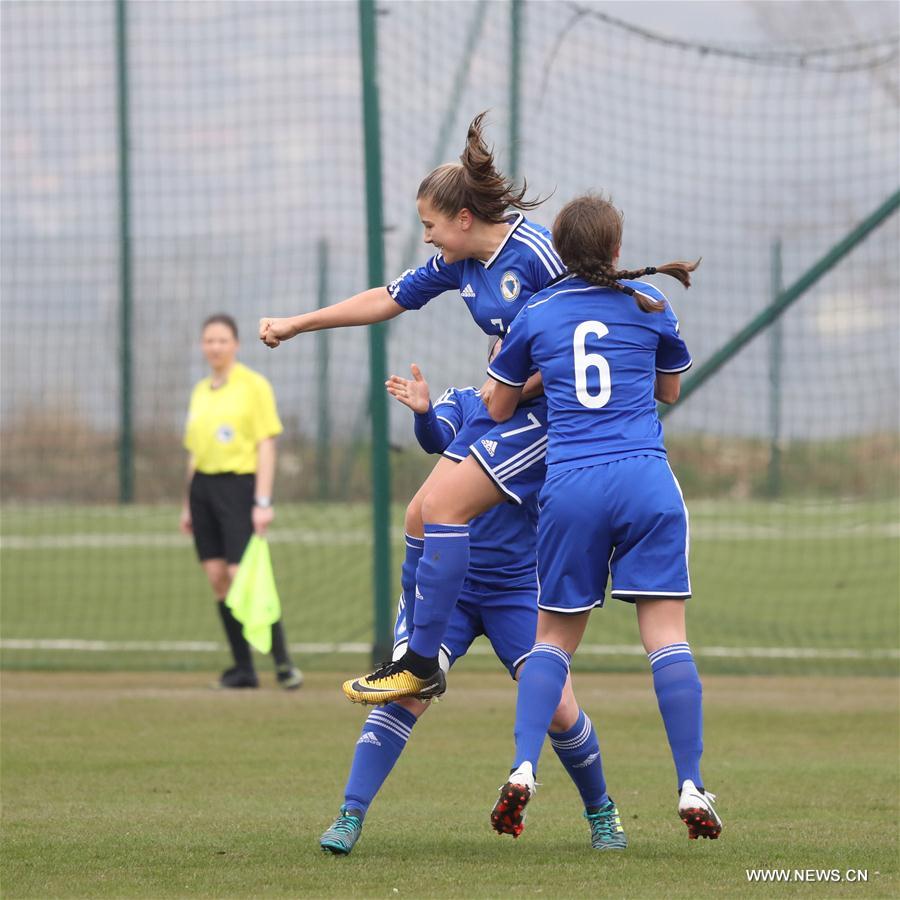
[461,283,476,298]
[357,731,382,747]
[481,439,498,457]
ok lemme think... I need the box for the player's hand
[385,364,430,414]
[252,504,274,536]
[259,317,296,348]
[479,377,496,407]
[179,506,192,535]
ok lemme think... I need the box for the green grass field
[2,670,897,899]
[2,500,898,675]
[3,499,898,896]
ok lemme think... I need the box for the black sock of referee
[217,601,254,671]
[270,620,293,669]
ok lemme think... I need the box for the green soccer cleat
[319,805,363,855]
[342,658,446,705]
[585,799,628,850]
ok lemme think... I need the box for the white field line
[1,638,897,661]
[0,530,375,550]
[2,522,898,550]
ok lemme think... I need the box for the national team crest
[500,271,521,302]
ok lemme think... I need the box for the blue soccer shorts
[536,454,691,613]
[393,577,538,678]
[443,399,548,505]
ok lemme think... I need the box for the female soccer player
[485,193,721,841]
[319,360,626,855]
[259,113,561,703]
[181,314,302,689]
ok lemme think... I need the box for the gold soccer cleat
[341,658,446,705]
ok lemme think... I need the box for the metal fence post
[767,239,783,497]
[114,0,134,503]
[316,239,332,501]
[509,0,522,179]
[358,0,393,664]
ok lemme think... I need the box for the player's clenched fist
[259,317,296,348]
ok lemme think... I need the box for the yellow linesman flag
[225,536,281,654]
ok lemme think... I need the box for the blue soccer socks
[408,524,469,661]
[513,643,571,772]
[549,709,608,810]
[649,642,704,791]
[343,703,419,818]
[400,534,425,639]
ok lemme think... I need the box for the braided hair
[553,195,700,313]
[417,111,544,223]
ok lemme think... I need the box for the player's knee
[404,496,424,536]
[420,491,439,524]
[421,490,465,524]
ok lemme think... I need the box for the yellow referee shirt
[184,362,283,474]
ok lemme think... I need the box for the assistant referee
[180,313,302,689]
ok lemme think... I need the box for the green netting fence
[1,1,898,675]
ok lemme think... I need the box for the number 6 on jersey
[573,320,611,409]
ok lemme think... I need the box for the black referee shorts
[189,472,254,564]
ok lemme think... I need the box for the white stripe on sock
[648,643,692,665]
[550,715,592,750]
[530,643,571,669]
[368,710,412,742]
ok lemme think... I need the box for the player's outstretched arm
[259,287,405,347]
[385,364,431,414]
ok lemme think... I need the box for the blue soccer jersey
[386,214,565,337]
[431,386,489,455]
[488,276,692,470]
[411,386,539,584]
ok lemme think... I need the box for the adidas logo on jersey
[460,283,476,298]
[572,751,600,769]
[357,731,382,747]
[481,439,498,457]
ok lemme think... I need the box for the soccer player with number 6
[485,193,722,841]
[319,355,626,855]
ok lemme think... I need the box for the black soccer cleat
[215,666,259,689]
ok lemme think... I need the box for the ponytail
[570,261,701,313]
[418,111,545,223]
[553,194,701,313]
